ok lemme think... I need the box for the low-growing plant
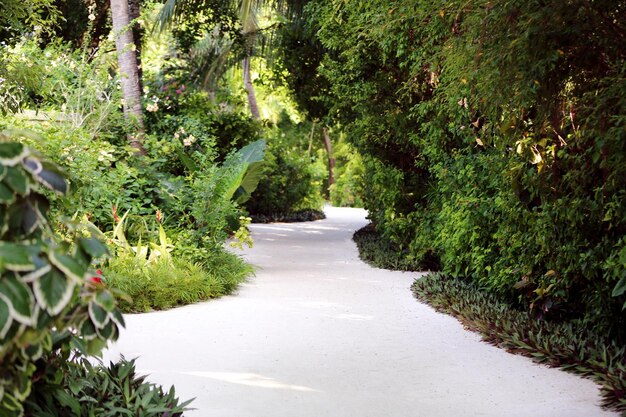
[25,356,193,416]
[353,224,433,272]
[412,273,626,413]
[106,248,253,313]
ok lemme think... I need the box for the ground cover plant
[352,225,425,272]
[413,273,626,412]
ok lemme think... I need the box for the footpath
[105,206,616,417]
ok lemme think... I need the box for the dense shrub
[0,137,124,415]
[246,124,325,217]
[329,140,364,207]
[303,0,626,340]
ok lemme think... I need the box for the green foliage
[25,357,192,416]
[413,273,626,413]
[353,225,434,272]
[183,139,266,250]
[329,140,364,208]
[101,204,253,313]
[246,124,325,216]
[0,135,124,416]
[105,248,252,313]
[303,0,626,339]
[0,0,59,44]
[249,209,325,224]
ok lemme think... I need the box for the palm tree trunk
[128,0,143,91]
[242,56,260,120]
[110,0,145,154]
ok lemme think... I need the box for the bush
[329,140,364,208]
[247,125,325,217]
[304,0,626,340]
[106,249,252,313]
[0,136,123,416]
[353,224,437,272]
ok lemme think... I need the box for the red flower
[90,269,104,285]
[111,205,120,223]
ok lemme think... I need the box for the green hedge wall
[300,0,626,338]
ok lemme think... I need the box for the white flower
[183,135,197,147]
[88,13,96,21]
[146,102,159,112]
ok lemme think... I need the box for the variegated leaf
[48,250,86,283]
[88,301,109,329]
[0,275,35,325]
[0,142,27,166]
[0,243,35,271]
[0,296,12,339]
[33,268,75,316]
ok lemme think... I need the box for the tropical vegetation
[2,0,626,414]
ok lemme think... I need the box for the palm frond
[189,30,236,90]
[153,0,182,33]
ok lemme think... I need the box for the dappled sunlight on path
[105,206,617,417]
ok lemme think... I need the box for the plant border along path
[104,207,618,417]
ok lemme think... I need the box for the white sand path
[104,206,617,417]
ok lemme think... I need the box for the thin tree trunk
[242,56,260,120]
[110,0,145,154]
[322,127,335,187]
[308,120,317,156]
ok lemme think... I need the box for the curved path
[105,207,616,417]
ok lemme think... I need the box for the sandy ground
[104,206,617,417]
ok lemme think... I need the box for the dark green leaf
[611,276,626,297]
[0,242,35,271]
[0,164,7,181]
[79,238,109,259]
[3,166,28,195]
[96,319,115,339]
[110,309,126,328]
[89,301,109,329]
[33,161,68,195]
[79,317,97,340]
[49,250,86,282]
[0,296,12,338]
[0,142,27,166]
[0,182,15,204]
[95,290,116,312]
[34,268,75,316]
[0,274,34,325]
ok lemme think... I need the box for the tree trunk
[128,0,143,91]
[110,0,145,154]
[322,127,335,187]
[242,56,260,120]
[308,120,317,156]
